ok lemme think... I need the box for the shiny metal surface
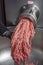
[0,29,43,65]
[0,47,43,65]
[0,37,14,65]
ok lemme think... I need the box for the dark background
[5,0,43,27]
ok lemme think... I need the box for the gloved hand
[0,22,12,38]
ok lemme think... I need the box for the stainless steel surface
[0,47,43,65]
[0,29,43,65]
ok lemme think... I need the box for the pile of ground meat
[11,18,35,65]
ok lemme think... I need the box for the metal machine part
[19,1,40,28]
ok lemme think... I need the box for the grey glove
[0,22,12,39]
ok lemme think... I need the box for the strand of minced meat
[11,18,35,65]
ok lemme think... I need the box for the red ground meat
[11,18,35,65]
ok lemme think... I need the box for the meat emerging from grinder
[11,18,35,65]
